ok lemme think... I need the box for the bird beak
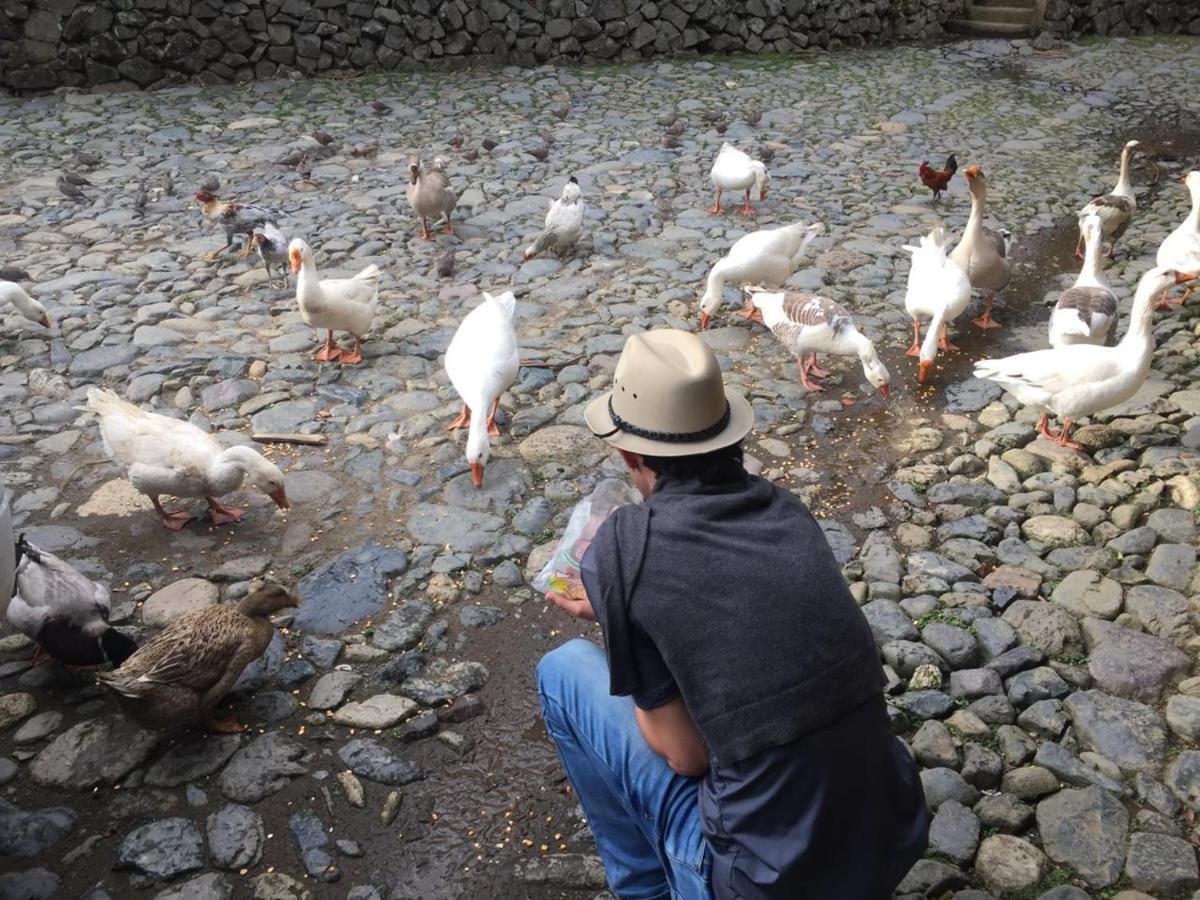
[470,463,485,488]
[879,384,891,400]
[1181,176,1190,184]
[270,486,290,509]
[39,315,51,328]
[917,361,932,383]
[1177,271,1198,284]
[288,250,301,273]
[699,312,711,331]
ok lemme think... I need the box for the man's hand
[546,589,596,622]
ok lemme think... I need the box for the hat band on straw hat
[593,395,732,444]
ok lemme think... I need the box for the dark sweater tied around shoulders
[590,471,885,765]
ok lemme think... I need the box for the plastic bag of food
[532,478,641,597]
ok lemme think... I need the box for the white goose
[1155,170,1200,310]
[1049,214,1118,348]
[698,221,823,330]
[7,534,138,668]
[709,143,770,215]
[444,291,520,488]
[902,226,971,383]
[1,280,51,329]
[524,176,584,261]
[974,267,1196,449]
[288,238,380,365]
[1077,139,1139,259]
[746,289,890,397]
[86,388,290,530]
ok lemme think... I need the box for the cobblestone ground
[2,34,1200,900]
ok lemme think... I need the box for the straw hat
[584,329,754,457]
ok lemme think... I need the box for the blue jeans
[537,638,713,900]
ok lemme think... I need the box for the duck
[708,143,770,215]
[1049,213,1119,348]
[903,225,972,383]
[698,221,824,330]
[1,280,51,329]
[6,534,138,669]
[250,222,290,288]
[524,176,584,261]
[407,156,458,239]
[974,267,1196,449]
[1076,139,1140,259]
[1155,171,1200,310]
[745,289,890,398]
[86,388,290,530]
[288,238,379,365]
[444,291,520,488]
[949,165,1011,330]
[98,581,298,732]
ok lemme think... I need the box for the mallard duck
[1155,171,1200,310]
[745,289,890,397]
[949,165,1011,329]
[903,226,972,383]
[1049,214,1118,348]
[98,581,298,732]
[86,388,290,530]
[698,221,823,329]
[194,191,277,260]
[1,280,51,329]
[250,223,290,288]
[1076,139,1139,259]
[288,238,379,365]
[974,267,1196,449]
[406,156,458,239]
[6,535,137,668]
[444,291,520,487]
[524,177,584,261]
[709,143,770,215]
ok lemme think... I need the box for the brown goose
[406,156,458,240]
[949,165,1011,329]
[1076,139,1139,259]
[98,581,297,732]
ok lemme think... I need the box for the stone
[0,869,59,900]
[30,715,159,789]
[337,738,423,785]
[207,803,264,870]
[919,767,980,810]
[0,692,36,730]
[218,732,307,802]
[974,835,1049,895]
[1123,832,1199,894]
[0,800,77,857]
[911,720,959,769]
[251,872,312,900]
[332,694,418,729]
[1036,786,1128,887]
[1144,543,1195,591]
[927,800,979,866]
[1167,694,1200,741]
[862,600,918,644]
[961,743,1003,789]
[1000,765,1060,801]
[1082,618,1190,701]
[1124,584,1190,640]
[116,817,205,881]
[1065,690,1167,772]
[949,668,1003,700]
[294,542,408,635]
[1002,600,1083,657]
[1022,515,1089,547]
[895,859,967,896]
[975,793,1034,833]
[289,811,339,882]
[1051,570,1122,620]
[405,504,505,553]
[518,425,595,462]
[308,671,362,710]
[371,601,433,651]
[920,622,978,669]
[1006,666,1071,708]
[144,734,241,787]
[152,873,234,900]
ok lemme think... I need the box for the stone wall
[0,0,966,94]
[1040,0,1200,37]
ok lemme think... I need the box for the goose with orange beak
[288,238,379,365]
[949,165,1011,330]
[444,290,520,488]
[1,280,51,329]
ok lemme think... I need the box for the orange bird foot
[313,345,341,362]
[904,342,921,358]
[938,337,961,352]
[159,510,195,531]
[339,349,364,365]
[707,204,723,214]
[733,307,764,324]
[441,224,454,236]
[972,313,1003,329]
[487,418,501,438]
[737,203,754,216]
[808,364,832,378]
[446,408,471,430]
[207,501,245,526]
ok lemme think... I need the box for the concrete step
[970,0,1036,9]
[946,16,1035,36]
[967,4,1036,25]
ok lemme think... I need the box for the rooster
[194,191,276,260]
[918,154,958,202]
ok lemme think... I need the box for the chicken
[524,177,584,261]
[919,154,958,202]
[250,223,290,288]
[194,191,276,260]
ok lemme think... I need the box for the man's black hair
[641,441,745,485]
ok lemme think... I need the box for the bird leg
[419,217,432,240]
[937,323,960,352]
[446,405,471,431]
[339,334,364,366]
[440,216,454,236]
[204,236,233,262]
[486,398,501,438]
[806,354,832,378]
[30,644,51,668]
[1035,413,1061,441]
[1155,285,1193,311]
[205,714,245,734]
[708,189,723,214]
[904,319,922,357]
[972,293,1003,329]
[206,497,246,526]
[798,357,825,392]
[241,235,255,257]
[313,330,342,362]
[737,189,754,216]
[733,303,764,324]
[151,496,195,531]
[1052,418,1084,451]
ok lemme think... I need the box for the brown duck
[98,581,297,732]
